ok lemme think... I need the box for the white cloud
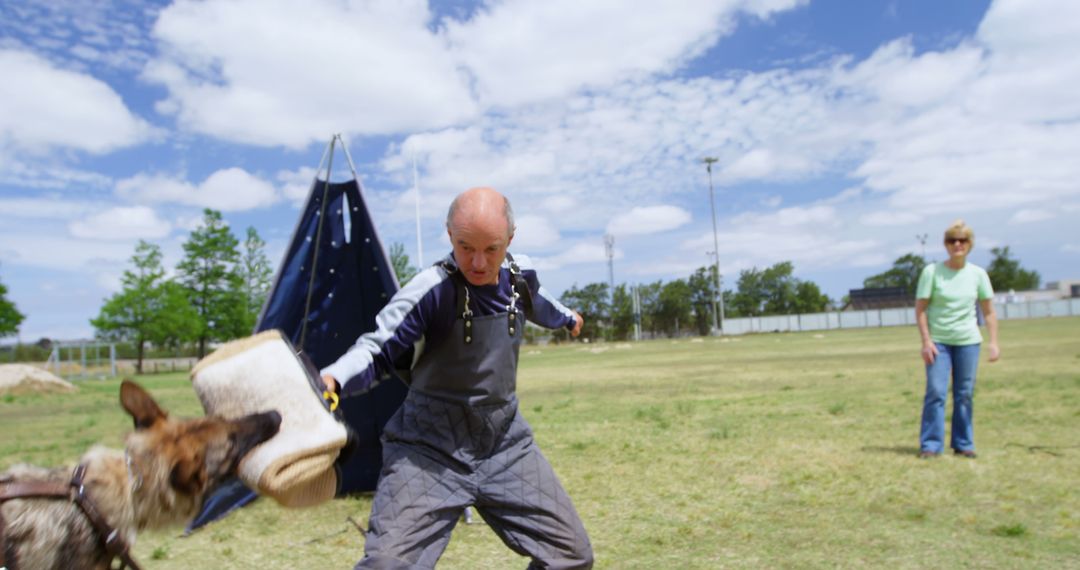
[116,168,278,211]
[839,38,984,108]
[1008,209,1054,224]
[860,211,923,227]
[0,197,90,220]
[531,240,613,270]
[0,232,134,271]
[277,166,318,207]
[69,206,172,240]
[760,195,782,208]
[680,205,882,273]
[513,214,561,250]
[145,0,478,148]
[0,49,156,154]
[606,205,691,236]
[444,0,806,107]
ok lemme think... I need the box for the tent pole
[299,135,337,349]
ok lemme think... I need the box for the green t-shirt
[916,262,994,345]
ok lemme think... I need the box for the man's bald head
[446,187,515,239]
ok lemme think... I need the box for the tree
[176,209,246,357]
[687,266,718,335]
[987,246,1040,291]
[559,282,609,341]
[863,253,927,296]
[733,261,829,316]
[761,261,797,315]
[389,242,418,285]
[792,281,831,314]
[654,279,693,337]
[238,226,273,332]
[0,270,25,338]
[609,284,637,341]
[635,281,663,337]
[91,241,198,372]
[732,268,766,317]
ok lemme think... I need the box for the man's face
[449,213,512,286]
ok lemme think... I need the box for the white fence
[721,298,1080,336]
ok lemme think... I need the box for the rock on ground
[0,364,77,396]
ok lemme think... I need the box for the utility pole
[702,157,724,334]
[632,285,642,341]
[916,233,928,260]
[604,234,615,338]
[706,251,719,331]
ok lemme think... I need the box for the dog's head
[119,380,280,525]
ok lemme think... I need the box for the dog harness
[0,464,142,570]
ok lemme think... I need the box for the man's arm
[320,266,445,394]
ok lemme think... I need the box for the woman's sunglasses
[946,237,970,245]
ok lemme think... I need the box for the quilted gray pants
[355,393,593,569]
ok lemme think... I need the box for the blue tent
[189,135,408,530]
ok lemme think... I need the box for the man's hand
[987,342,1000,362]
[570,311,584,338]
[321,374,338,394]
[921,343,938,365]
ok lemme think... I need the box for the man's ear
[507,232,514,247]
[120,380,167,430]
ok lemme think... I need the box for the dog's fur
[0,380,280,570]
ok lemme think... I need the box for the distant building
[847,286,912,310]
[995,279,1080,304]
[1047,280,1080,298]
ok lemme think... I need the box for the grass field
[2,317,1078,568]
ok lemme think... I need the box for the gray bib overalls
[356,260,593,569]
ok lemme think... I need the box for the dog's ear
[120,380,167,430]
[170,456,207,495]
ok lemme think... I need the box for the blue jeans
[920,343,980,454]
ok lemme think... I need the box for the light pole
[604,234,615,337]
[706,251,719,331]
[702,157,724,334]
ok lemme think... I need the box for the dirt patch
[0,364,77,396]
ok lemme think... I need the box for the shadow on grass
[860,445,920,456]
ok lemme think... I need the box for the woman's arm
[915,298,937,365]
[980,298,1000,362]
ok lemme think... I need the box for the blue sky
[2,0,1079,341]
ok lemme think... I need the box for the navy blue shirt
[322,252,576,394]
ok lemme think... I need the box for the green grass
[2,317,1078,568]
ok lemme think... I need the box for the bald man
[322,188,592,569]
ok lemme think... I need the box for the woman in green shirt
[914,220,1000,459]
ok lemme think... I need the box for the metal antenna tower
[702,157,724,334]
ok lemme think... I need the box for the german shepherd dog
[0,380,281,569]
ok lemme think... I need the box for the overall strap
[441,260,474,345]
[505,253,534,321]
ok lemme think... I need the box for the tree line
[0,230,1045,361]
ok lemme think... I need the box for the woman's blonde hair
[944,219,974,247]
